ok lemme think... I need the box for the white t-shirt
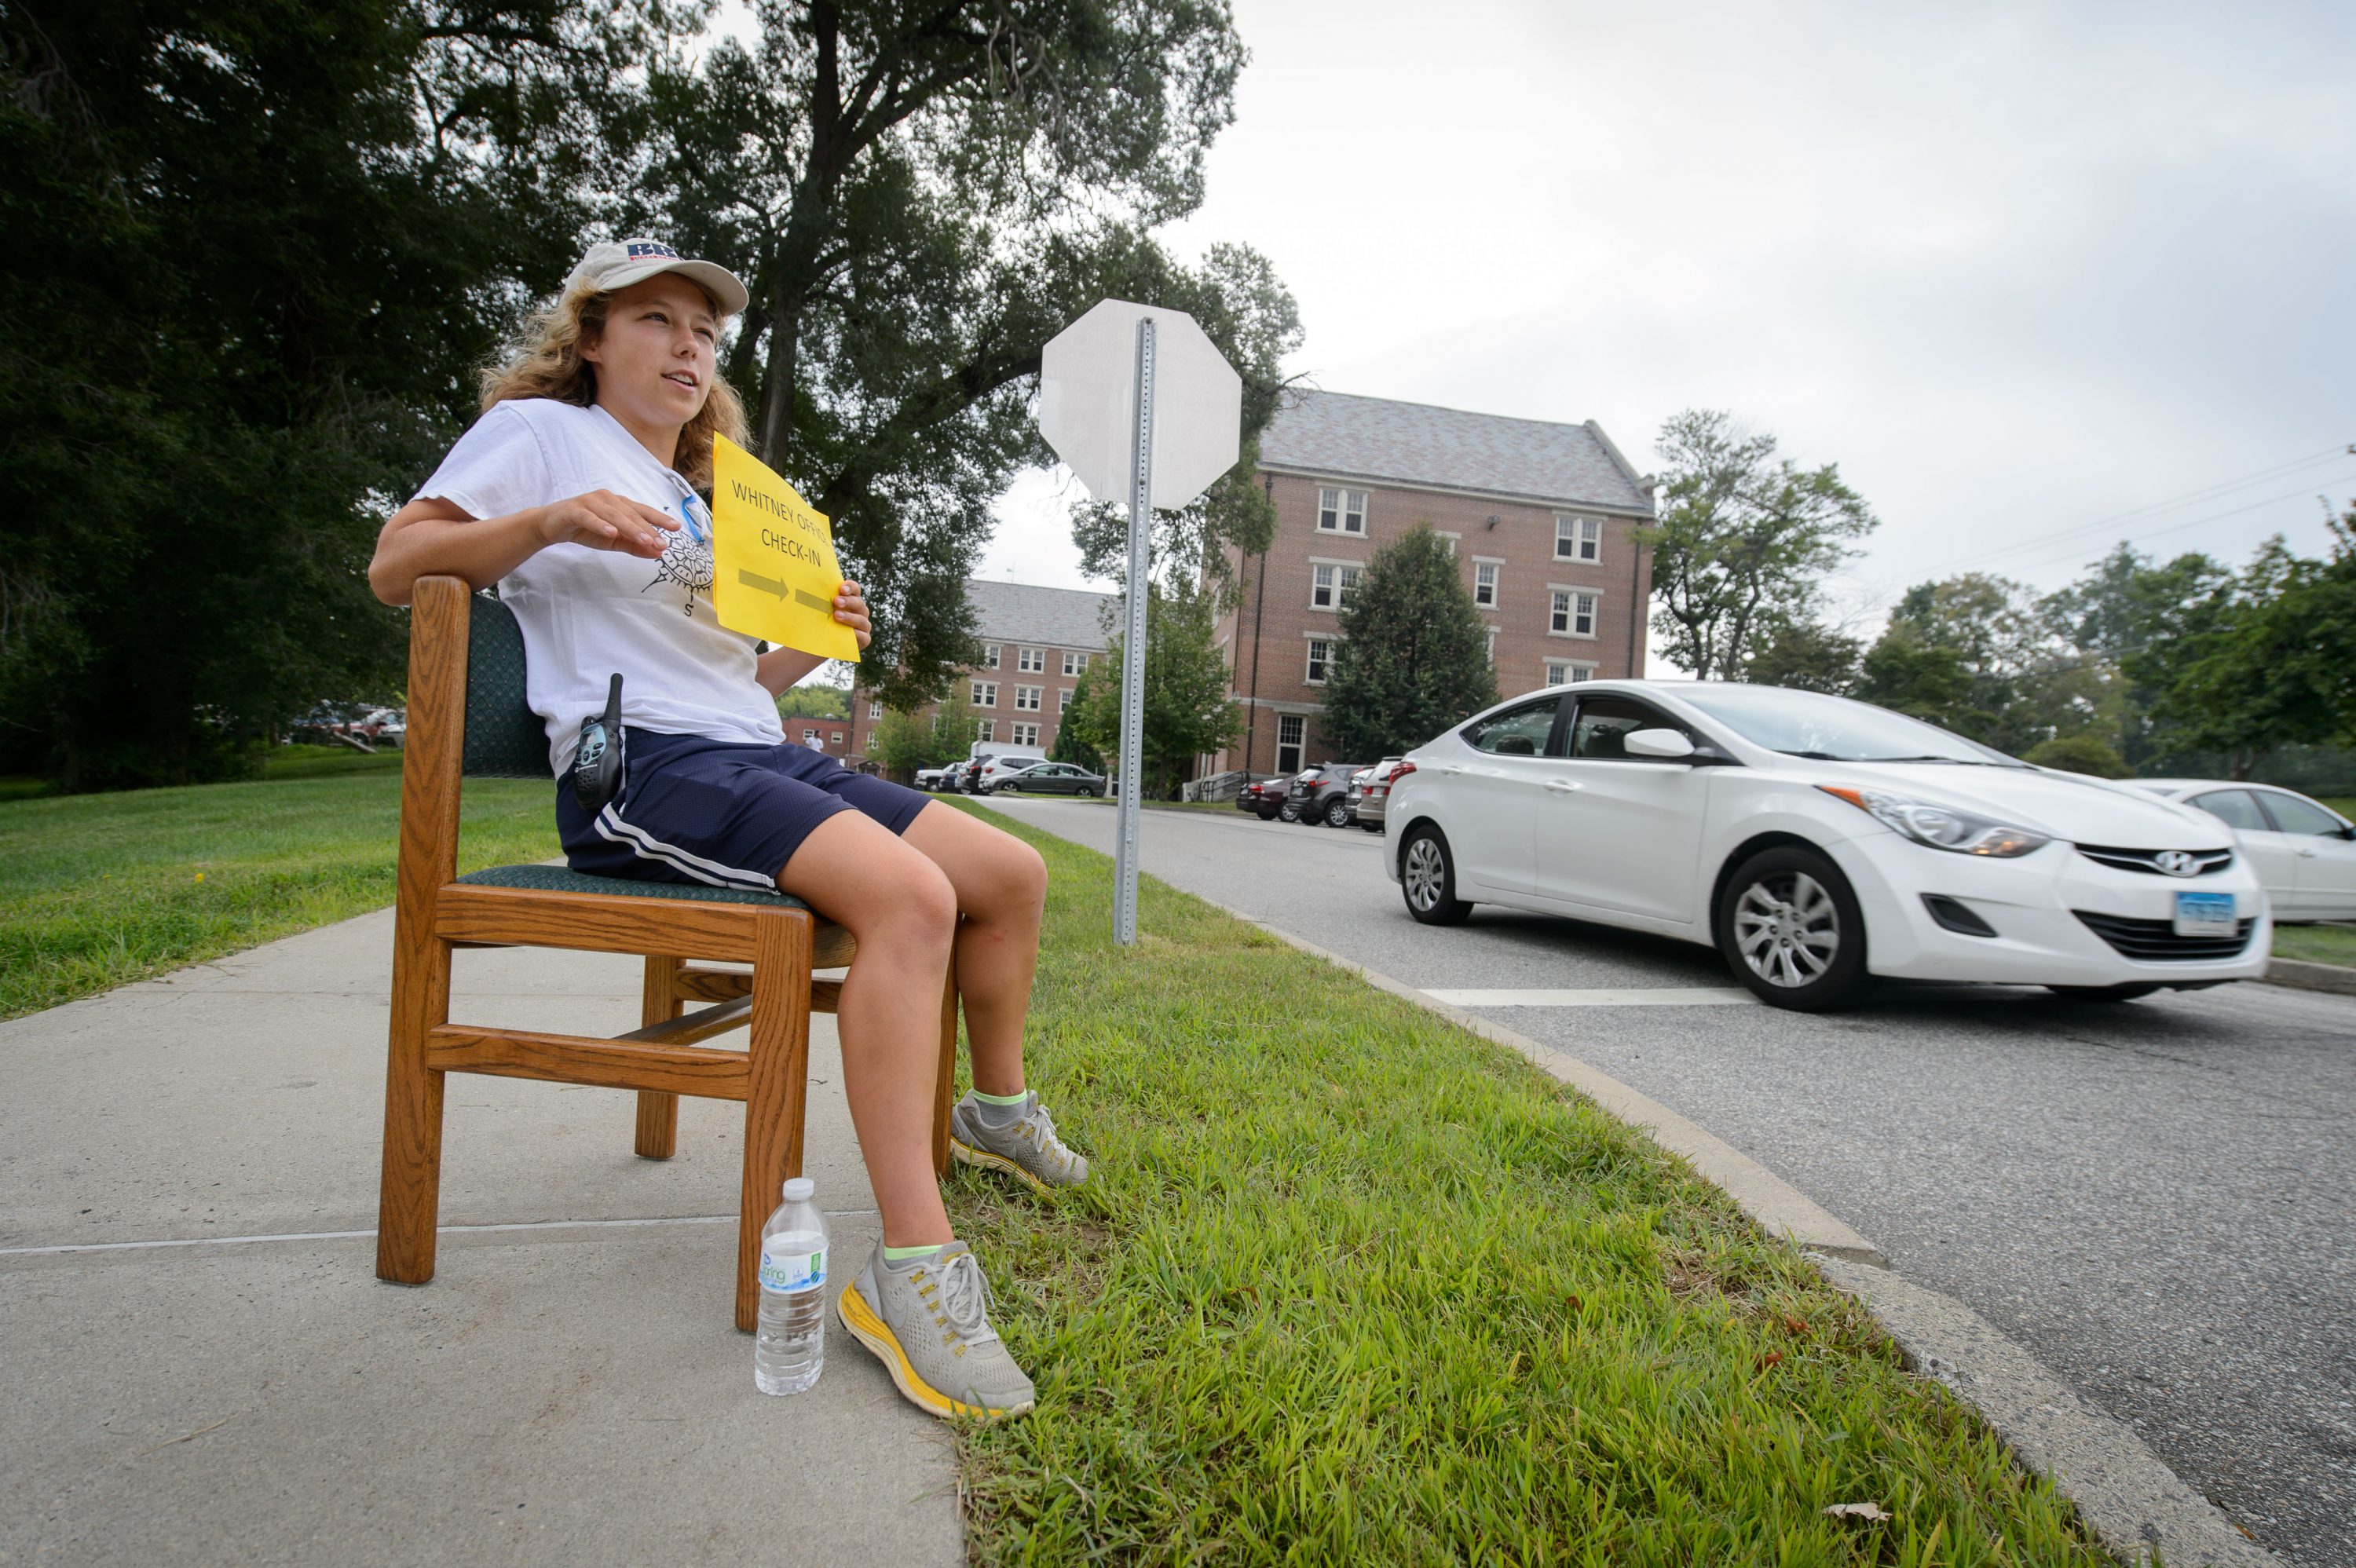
[412,398,787,774]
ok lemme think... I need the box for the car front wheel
[1277,801,1301,823]
[1714,846,1869,1011]
[1400,825,1471,926]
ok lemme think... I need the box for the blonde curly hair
[477,279,748,492]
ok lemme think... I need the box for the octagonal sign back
[1037,299,1242,511]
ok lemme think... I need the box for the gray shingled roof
[1259,390,1653,515]
[966,579,1117,651]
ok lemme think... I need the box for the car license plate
[2173,890,2236,938]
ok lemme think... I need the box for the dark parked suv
[1287,762,1368,828]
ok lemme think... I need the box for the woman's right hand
[537,490,680,558]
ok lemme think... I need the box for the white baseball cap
[563,237,749,317]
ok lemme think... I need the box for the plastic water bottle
[754,1177,829,1394]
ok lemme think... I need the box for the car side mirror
[1624,728,1695,760]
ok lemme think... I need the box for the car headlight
[1817,785,2050,857]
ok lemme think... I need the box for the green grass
[2274,923,2356,967]
[0,758,558,1018]
[943,803,2106,1566]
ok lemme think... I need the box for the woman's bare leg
[900,803,1048,1098]
[777,810,958,1247]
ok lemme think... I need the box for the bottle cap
[781,1177,815,1203]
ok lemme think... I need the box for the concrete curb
[2261,956,2356,998]
[1206,899,2278,1568]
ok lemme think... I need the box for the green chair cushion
[464,593,551,780]
[456,863,807,909]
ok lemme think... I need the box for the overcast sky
[977,0,2356,650]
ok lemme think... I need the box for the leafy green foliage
[1320,525,1498,760]
[2022,733,2131,778]
[1854,574,2120,757]
[1064,583,1236,797]
[1048,683,1105,772]
[0,1,624,789]
[866,690,985,778]
[1740,617,1864,695]
[774,682,849,722]
[1644,410,1877,680]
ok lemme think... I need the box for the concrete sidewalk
[0,909,961,1566]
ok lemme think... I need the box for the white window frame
[977,718,996,742]
[1059,687,1075,711]
[1485,626,1498,664]
[982,643,1001,670]
[1016,647,1044,673]
[1014,685,1041,711]
[867,701,882,720]
[1010,722,1040,746]
[1554,515,1603,563]
[971,681,998,706]
[1434,531,1458,558]
[1308,557,1363,612]
[829,731,843,745]
[1304,636,1334,686]
[1472,557,1502,609]
[803,727,820,744]
[1276,714,1305,774]
[1062,651,1087,677]
[1315,485,1368,535]
[1548,587,1601,639]
[1545,659,1599,686]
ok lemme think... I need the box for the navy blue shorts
[557,728,931,894]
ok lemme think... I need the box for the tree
[1048,675,1105,772]
[1742,618,1864,695]
[2022,734,2131,777]
[865,689,982,779]
[1319,526,1498,759]
[1642,410,1878,680]
[1854,573,2123,757]
[620,2,1293,704]
[1,0,620,788]
[776,683,849,722]
[1064,582,1236,797]
[2040,543,2233,769]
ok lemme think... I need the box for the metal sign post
[1036,298,1241,945]
[1113,319,1157,944]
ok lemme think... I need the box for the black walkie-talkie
[572,673,625,814]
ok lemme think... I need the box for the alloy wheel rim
[1732,872,1838,988]
[1404,839,1444,910]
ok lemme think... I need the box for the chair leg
[933,932,961,1178]
[737,911,813,1332]
[635,956,683,1160]
[377,931,452,1285]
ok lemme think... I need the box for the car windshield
[1677,685,2022,766]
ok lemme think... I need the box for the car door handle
[1543,778,1582,793]
[1435,764,1465,776]
[2298,848,2319,857]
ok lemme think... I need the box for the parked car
[1349,758,1410,832]
[1235,774,1293,819]
[1384,681,2269,1011]
[1289,762,1370,828]
[984,761,1106,796]
[357,707,406,748]
[2122,780,2356,919]
[914,766,953,791]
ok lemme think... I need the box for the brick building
[1209,391,1655,777]
[843,579,1116,768]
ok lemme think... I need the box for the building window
[978,719,996,741]
[1549,589,1598,638]
[867,701,882,720]
[1310,561,1363,611]
[1473,560,1500,608]
[1017,647,1044,673]
[1317,487,1367,534]
[1555,516,1602,562]
[971,681,998,706]
[1062,651,1088,676]
[981,643,1001,670]
[830,731,843,745]
[1435,532,1458,558]
[1059,688,1075,711]
[1545,660,1597,686]
[1304,638,1333,685]
[1485,626,1498,664]
[1011,722,1039,746]
[803,728,819,744]
[1015,685,1041,711]
[1277,714,1305,774]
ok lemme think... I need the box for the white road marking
[1423,987,1759,1007]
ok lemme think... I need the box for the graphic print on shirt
[645,492,716,615]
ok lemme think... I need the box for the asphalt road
[981,794,2356,1567]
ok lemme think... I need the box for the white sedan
[1383,681,2271,1010]
[2123,780,2356,920]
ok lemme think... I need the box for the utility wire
[2005,481,2350,576]
[1925,444,2354,573]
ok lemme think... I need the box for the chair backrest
[463,592,549,779]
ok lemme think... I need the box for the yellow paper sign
[708,434,862,661]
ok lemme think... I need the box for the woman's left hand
[833,581,873,651]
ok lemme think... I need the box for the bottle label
[759,1247,825,1293]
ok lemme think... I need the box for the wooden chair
[375,575,960,1330]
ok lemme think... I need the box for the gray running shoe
[836,1241,1035,1421]
[949,1092,1090,1193]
